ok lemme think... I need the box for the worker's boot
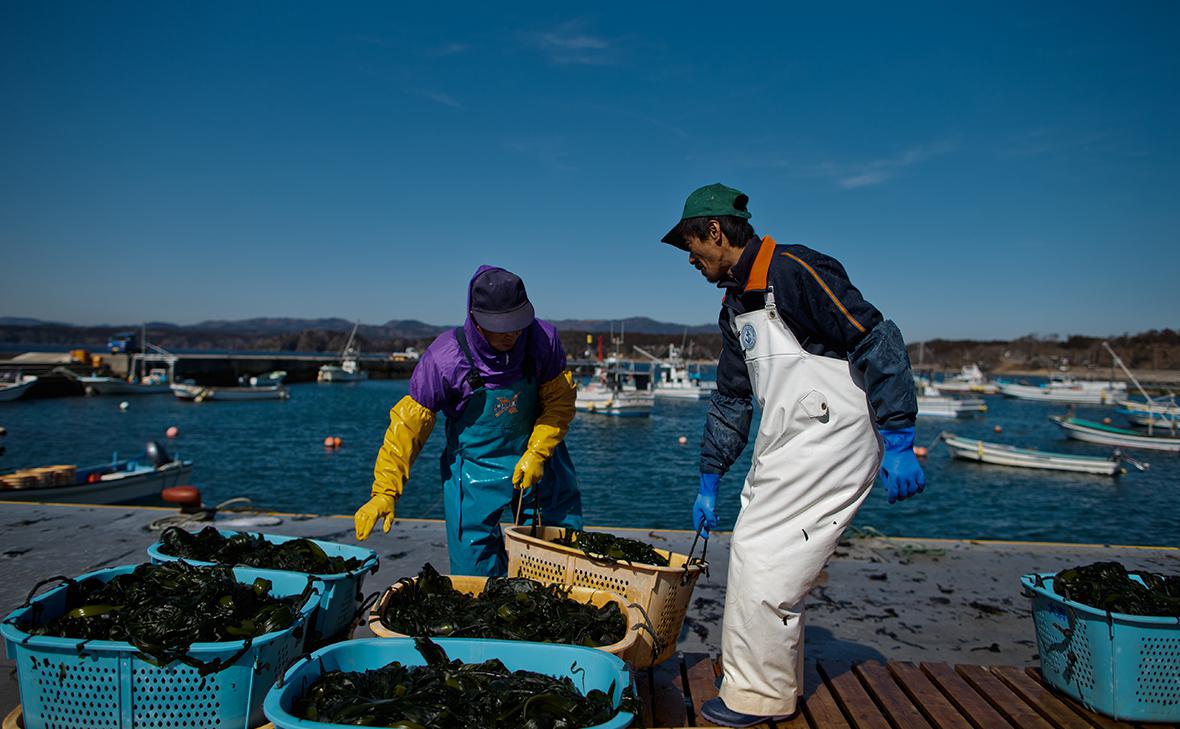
[699,697,793,728]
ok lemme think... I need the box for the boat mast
[1102,341,1160,434]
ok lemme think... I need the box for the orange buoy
[1102,417,1112,425]
[677,435,688,445]
[166,426,180,438]
[913,446,929,458]
[161,485,202,507]
[994,425,1003,433]
[333,436,343,448]
[323,436,336,448]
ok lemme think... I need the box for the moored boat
[940,432,1123,476]
[1050,415,1180,452]
[917,387,987,418]
[998,381,1119,405]
[934,364,999,395]
[318,322,369,383]
[0,375,37,402]
[0,442,194,504]
[635,344,716,401]
[172,382,290,402]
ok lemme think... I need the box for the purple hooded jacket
[408,265,568,419]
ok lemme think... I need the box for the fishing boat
[1050,415,1180,452]
[997,381,1119,405]
[1117,397,1180,417]
[0,374,37,402]
[74,329,179,395]
[1122,411,1180,431]
[0,442,194,504]
[934,364,999,395]
[634,344,716,401]
[318,322,369,383]
[172,382,290,402]
[917,387,987,418]
[940,432,1124,476]
[575,362,654,417]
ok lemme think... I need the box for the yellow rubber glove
[356,396,436,541]
[354,493,396,541]
[512,370,577,491]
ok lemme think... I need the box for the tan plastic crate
[504,526,707,667]
[367,574,639,660]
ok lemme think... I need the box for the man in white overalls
[661,184,926,727]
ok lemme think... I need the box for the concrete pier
[0,501,1176,715]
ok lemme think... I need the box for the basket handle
[351,590,381,629]
[21,575,77,608]
[512,481,544,536]
[628,601,664,667]
[274,650,315,689]
[680,522,710,586]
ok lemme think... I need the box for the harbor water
[0,380,1176,546]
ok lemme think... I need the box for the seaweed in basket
[1053,561,1180,617]
[553,528,670,567]
[20,561,311,672]
[379,563,626,646]
[158,526,365,574]
[295,636,642,729]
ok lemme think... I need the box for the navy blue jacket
[701,236,918,476]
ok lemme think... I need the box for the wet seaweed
[158,526,365,574]
[553,529,670,567]
[21,561,309,671]
[1055,561,1180,617]
[379,564,626,646]
[294,636,641,728]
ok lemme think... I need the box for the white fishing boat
[1118,397,1180,417]
[1050,415,1180,452]
[934,364,999,395]
[997,381,1119,405]
[0,442,193,504]
[1122,411,1180,431]
[74,329,179,395]
[172,382,290,402]
[575,362,654,417]
[917,386,987,418]
[940,432,1124,476]
[0,374,37,402]
[318,322,369,383]
[634,344,716,401]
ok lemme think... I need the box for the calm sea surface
[1,380,1176,546]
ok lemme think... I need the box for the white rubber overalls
[719,280,883,717]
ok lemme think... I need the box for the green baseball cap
[661,183,752,249]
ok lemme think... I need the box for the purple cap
[469,268,535,333]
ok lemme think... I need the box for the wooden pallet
[639,654,1180,728]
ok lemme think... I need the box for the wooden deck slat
[1020,669,1134,729]
[801,660,853,729]
[650,652,689,727]
[683,653,719,725]
[819,662,893,729]
[955,664,1056,729]
[991,666,1114,729]
[919,661,1015,729]
[635,666,656,728]
[887,662,978,729]
[854,662,935,729]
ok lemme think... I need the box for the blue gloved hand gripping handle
[878,426,927,504]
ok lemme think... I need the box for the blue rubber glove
[879,427,926,504]
[693,473,721,536]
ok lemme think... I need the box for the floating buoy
[161,485,202,508]
[0,426,6,437]
[993,425,1003,433]
[1102,417,1112,425]
[678,436,688,445]
[119,401,130,411]
[166,426,179,438]
[913,446,929,457]
[333,436,343,448]
[323,436,336,448]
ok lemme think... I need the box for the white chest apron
[719,285,883,717]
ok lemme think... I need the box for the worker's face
[476,325,523,352]
[685,221,730,283]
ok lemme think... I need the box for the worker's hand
[878,427,926,504]
[693,473,721,536]
[512,451,545,491]
[354,493,396,541]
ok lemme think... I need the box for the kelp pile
[295,637,639,729]
[21,561,310,669]
[1053,561,1180,617]
[379,564,626,646]
[159,526,365,574]
[553,528,670,567]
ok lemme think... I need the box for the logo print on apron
[741,323,758,351]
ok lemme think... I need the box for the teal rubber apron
[442,328,583,576]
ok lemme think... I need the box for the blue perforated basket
[1022,572,1180,722]
[147,529,378,643]
[264,637,635,729]
[1,564,322,729]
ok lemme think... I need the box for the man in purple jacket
[353,266,583,576]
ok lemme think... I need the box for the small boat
[0,374,37,403]
[318,322,369,383]
[575,362,654,417]
[1117,397,1180,417]
[934,364,1000,395]
[917,387,987,418]
[940,432,1123,476]
[635,344,717,401]
[998,381,1119,405]
[75,329,179,395]
[0,441,194,504]
[239,370,287,387]
[1050,415,1180,452]
[172,382,290,402]
[77,368,172,395]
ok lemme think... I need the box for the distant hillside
[548,317,714,335]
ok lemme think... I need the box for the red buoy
[161,485,202,508]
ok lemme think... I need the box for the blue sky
[1,2,1177,341]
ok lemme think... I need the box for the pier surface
[0,501,1176,717]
